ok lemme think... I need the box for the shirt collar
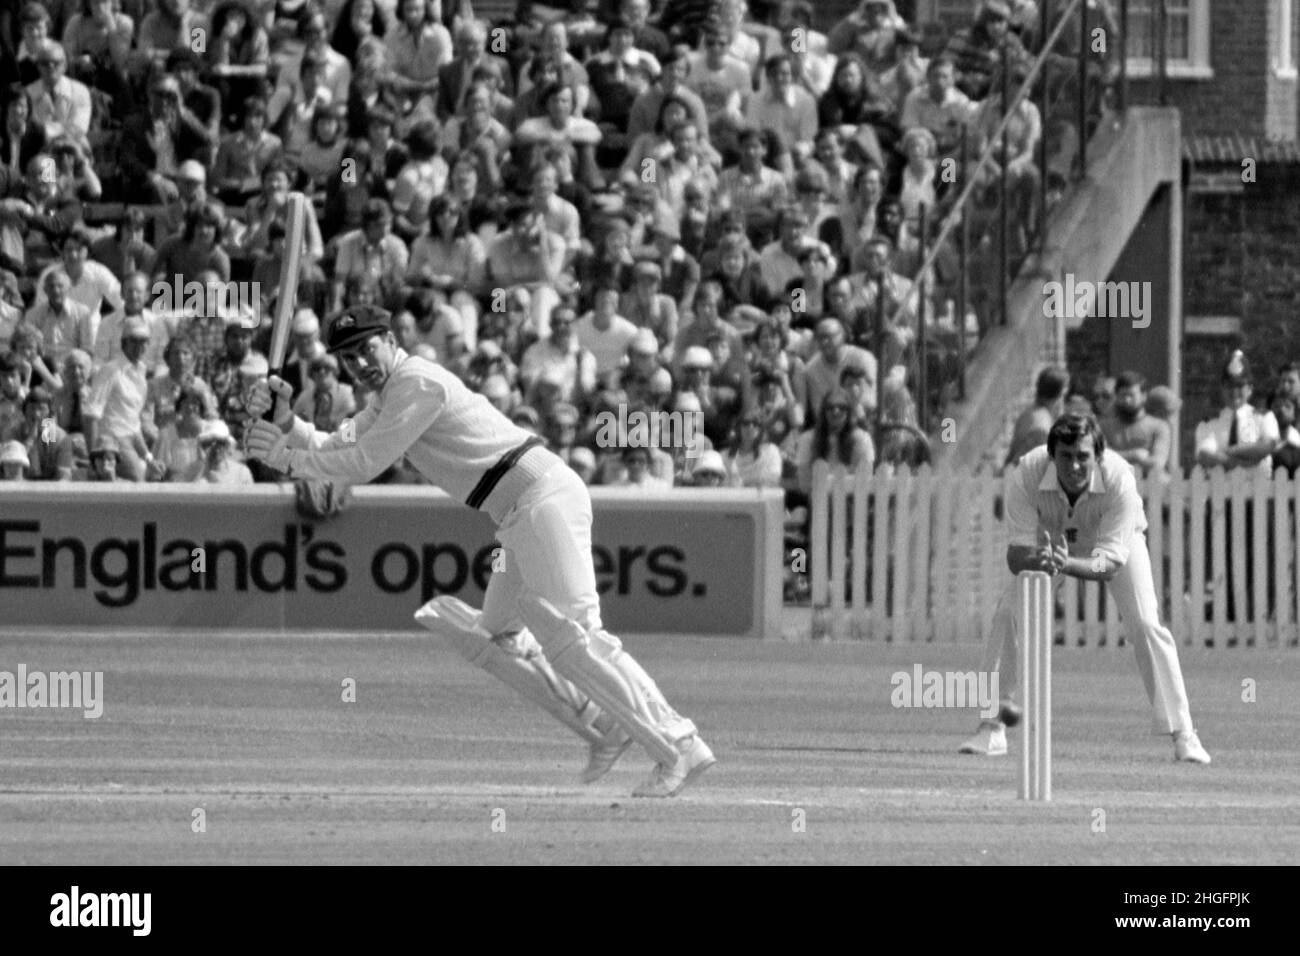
[1038,456,1107,495]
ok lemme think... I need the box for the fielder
[958,414,1211,764]
[244,306,715,797]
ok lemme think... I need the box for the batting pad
[519,595,681,767]
[414,596,605,745]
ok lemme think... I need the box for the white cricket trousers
[981,534,1195,735]
[479,462,697,741]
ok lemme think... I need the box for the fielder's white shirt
[275,350,556,524]
[1004,446,1145,567]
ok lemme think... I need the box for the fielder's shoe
[1173,730,1211,764]
[998,699,1023,728]
[631,735,716,798]
[582,727,634,784]
[958,721,1008,756]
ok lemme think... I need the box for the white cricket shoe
[582,727,634,784]
[1173,730,1211,764]
[631,735,716,798]
[959,721,1008,756]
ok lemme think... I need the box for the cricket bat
[264,192,308,420]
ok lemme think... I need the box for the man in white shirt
[244,305,715,797]
[959,414,1212,764]
[899,54,977,157]
[25,41,93,152]
[575,282,640,381]
[25,271,97,367]
[84,316,155,482]
[34,227,123,319]
[94,271,169,373]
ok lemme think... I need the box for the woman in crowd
[796,387,875,496]
[408,193,487,334]
[724,409,783,489]
[150,385,209,483]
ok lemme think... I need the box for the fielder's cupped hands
[1038,529,1069,575]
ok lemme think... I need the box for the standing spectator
[1103,370,1171,478]
[1005,365,1069,468]
[83,316,154,481]
[1195,353,1279,473]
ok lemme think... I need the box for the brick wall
[1128,0,1296,142]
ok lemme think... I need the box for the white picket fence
[808,462,1300,648]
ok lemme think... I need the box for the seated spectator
[685,27,750,150]
[710,233,775,315]
[292,353,357,433]
[95,271,168,373]
[153,204,232,286]
[795,387,876,495]
[1,84,46,180]
[899,55,977,159]
[47,137,100,201]
[137,0,211,71]
[213,96,284,204]
[33,226,122,318]
[441,84,512,180]
[879,27,928,107]
[568,444,598,484]
[945,0,1033,103]
[520,305,598,408]
[689,448,728,487]
[0,350,27,440]
[294,105,349,195]
[484,203,569,337]
[877,421,933,469]
[643,213,700,318]
[576,281,640,381]
[802,317,877,429]
[239,161,326,267]
[25,270,96,368]
[4,3,51,89]
[384,0,452,115]
[170,49,222,141]
[677,344,741,447]
[9,322,65,393]
[615,443,672,488]
[438,19,514,120]
[1005,365,1069,468]
[848,235,920,367]
[715,126,789,236]
[541,400,582,462]
[192,418,253,485]
[827,0,904,75]
[724,410,783,488]
[331,199,409,313]
[390,120,449,244]
[620,260,679,355]
[810,128,860,210]
[0,438,30,480]
[150,384,209,482]
[973,67,1041,239]
[1103,370,1171,478]
[25,41,92,153]
[51,348,93,435]
[514,82,604,191]
[516,22,592,120]
[586,16,660,163]
[208,1,271,123]
[744,54,819,161]
[118,73,215,205]
[274,50,334,162]
[90,207,155,279]
[626,47,708,143]
[144,336,217,445]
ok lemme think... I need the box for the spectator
[213,96,284,204]
[724,410,783,488]
[520,305,598,408]
[1091,374,1117,423]
[90,207,155,278]
[796,387,875,495]
[137,0,210,66]
[332,199,409,312]
[95,271,168,373]
[568,444,598,484]
[1270,391,1300,479]
[716,126,789,233]
[51,348,92,435]
[153,204,232,286]
[1103,370,1171,479]
[690,448,728,487]
[4,3,52,89]
[238,160,326,265]
[827,0,904,74]
[1,84,46,179]
[118,73,214,205]
[385,0,452,113]
[25,269,97,367]
[514,82,604,191]
[34,225,122,317]
[1194,352,1279,473]
[144,335,216,441]
[626,47,708,142]
[945,0,1033,102]
[193,418,253,485]
[899,55,976,158]
[802,317,877,428]
[745,54,819,160]
[86,432,120,481]
[816,54,895,171]
[169,49,221,141]
[0,350,27,440]
[292,353,357,433]
[25,41,92,152]
[1005,365,1068,468]
[0,438,30,480]
[437,19,513,120]
[84,316,154,481]
[576,280,640,381]
[878,421,933,469]
[150,384,209,482]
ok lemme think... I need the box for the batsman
[244,305,715,798]
[958,414,1212,764]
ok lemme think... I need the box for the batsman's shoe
[631,735,716,798]
[958,721,1007,756]
[582,727,634,784]
[1173,730,1211,764]
[998,699,1022,728]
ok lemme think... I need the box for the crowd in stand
[1006,355,1300,481]
[0,0,1107,494]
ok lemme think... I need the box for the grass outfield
[1,631,1297,865]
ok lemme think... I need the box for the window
[1126,0,1212,79]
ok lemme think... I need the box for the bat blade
[267,192,308,375]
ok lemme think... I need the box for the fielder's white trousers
[981,534,1195,735]
[480,462,697,741]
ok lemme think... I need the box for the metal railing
[873,0,1163,443]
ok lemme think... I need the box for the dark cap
[326,306,392,354]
